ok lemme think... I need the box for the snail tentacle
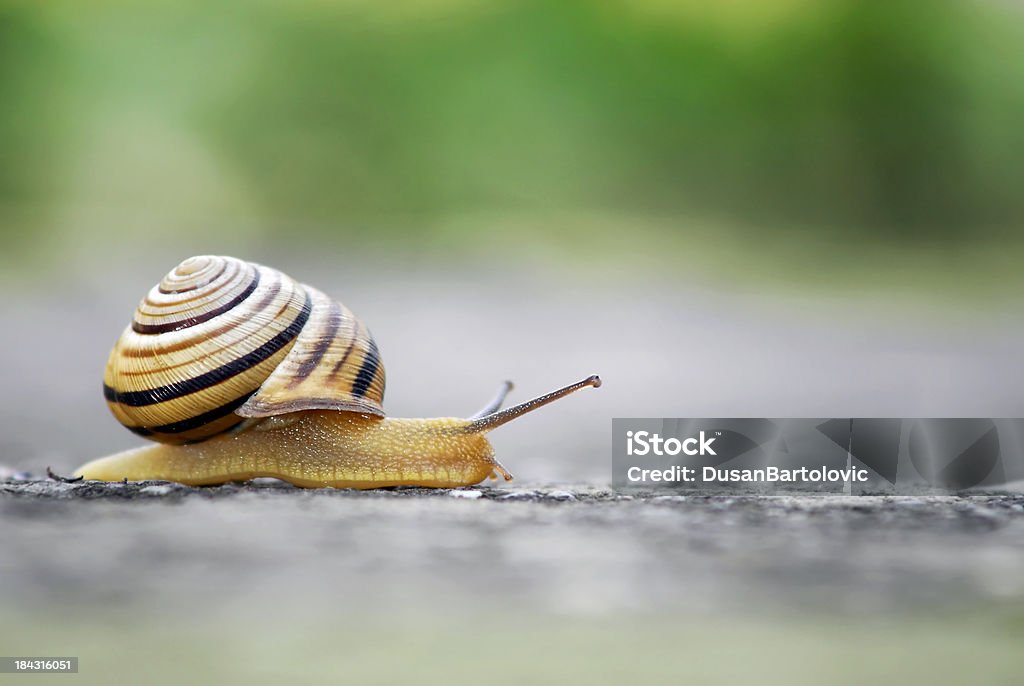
[464,375,602,434]
[470,380,515,419]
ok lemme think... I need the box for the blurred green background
[2,0,1023,295]
[3,4,1024,684]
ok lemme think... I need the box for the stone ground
[2,477,1023,684]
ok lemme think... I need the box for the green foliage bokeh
[1,0,1022,264]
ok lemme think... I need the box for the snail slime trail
[75,255,601,488]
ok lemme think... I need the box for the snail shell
[102,255,386,444]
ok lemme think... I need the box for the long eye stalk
[465,375,601,434]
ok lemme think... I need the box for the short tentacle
[470,380,515,419]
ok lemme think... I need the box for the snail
[73,255,600,488]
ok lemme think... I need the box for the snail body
[77,413,499,489]
[74,255,600,488]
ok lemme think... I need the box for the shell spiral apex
[102,255,386,444]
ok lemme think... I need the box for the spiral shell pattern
[103,255,386,444]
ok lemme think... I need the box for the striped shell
[103,255,386,444]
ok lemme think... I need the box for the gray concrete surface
[2,478,1024,684]
[3,478,1024,618]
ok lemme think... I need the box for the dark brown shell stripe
[104,257,311,444]
[288,297,344,386]
[352,337,382,398]
[104,255,387,445]
[133,256,253,332]
[132,271,260,334]
[233,286,386,419]
[103,292,311,434]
